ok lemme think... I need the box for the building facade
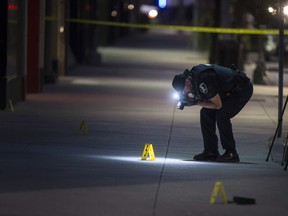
[0,0,151,110]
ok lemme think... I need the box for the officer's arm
[197,94,222,109]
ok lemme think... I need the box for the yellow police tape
[46,16,287,35]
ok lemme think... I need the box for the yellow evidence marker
[141,143,156,161]
[210,181,228,204]
[79,120,88,135]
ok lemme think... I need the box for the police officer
[172,64,253,162]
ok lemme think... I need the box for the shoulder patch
[199,82,208,94]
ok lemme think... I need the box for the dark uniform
[173,64,253,162]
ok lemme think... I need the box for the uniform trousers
[200,81,253,153]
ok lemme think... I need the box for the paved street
[0,30,288,216]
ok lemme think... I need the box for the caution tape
[46,16,287,35]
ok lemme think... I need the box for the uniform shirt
[190,64,245,100]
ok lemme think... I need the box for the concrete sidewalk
[1,30,288,216]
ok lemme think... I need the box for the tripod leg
[285,159,288,171]
[281,133,288,166]
[266,124,281,161]
[266,95,288,161]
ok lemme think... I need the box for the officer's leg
[216,89,252,152]
[200,108,219,153]
[216,111,235,152]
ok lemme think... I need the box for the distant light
[268,5,288,16]
[284,5,288,16]
[268,6,276,15]
[268,7,273,13]
[140,5,159,19]
[127,4,134,10]
[158,0,167,9]
[59,26,64,33]
[148,9,158,19]
[111,10,118,17]
[8,3,17,10]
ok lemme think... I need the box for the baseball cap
[172,74,187,91]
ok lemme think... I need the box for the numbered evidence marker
[79,120,88,135]
[210,181,228,204]
[141,143,156,161]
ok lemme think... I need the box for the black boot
[216,150,240,163]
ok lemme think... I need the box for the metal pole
[278,0,284,137]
